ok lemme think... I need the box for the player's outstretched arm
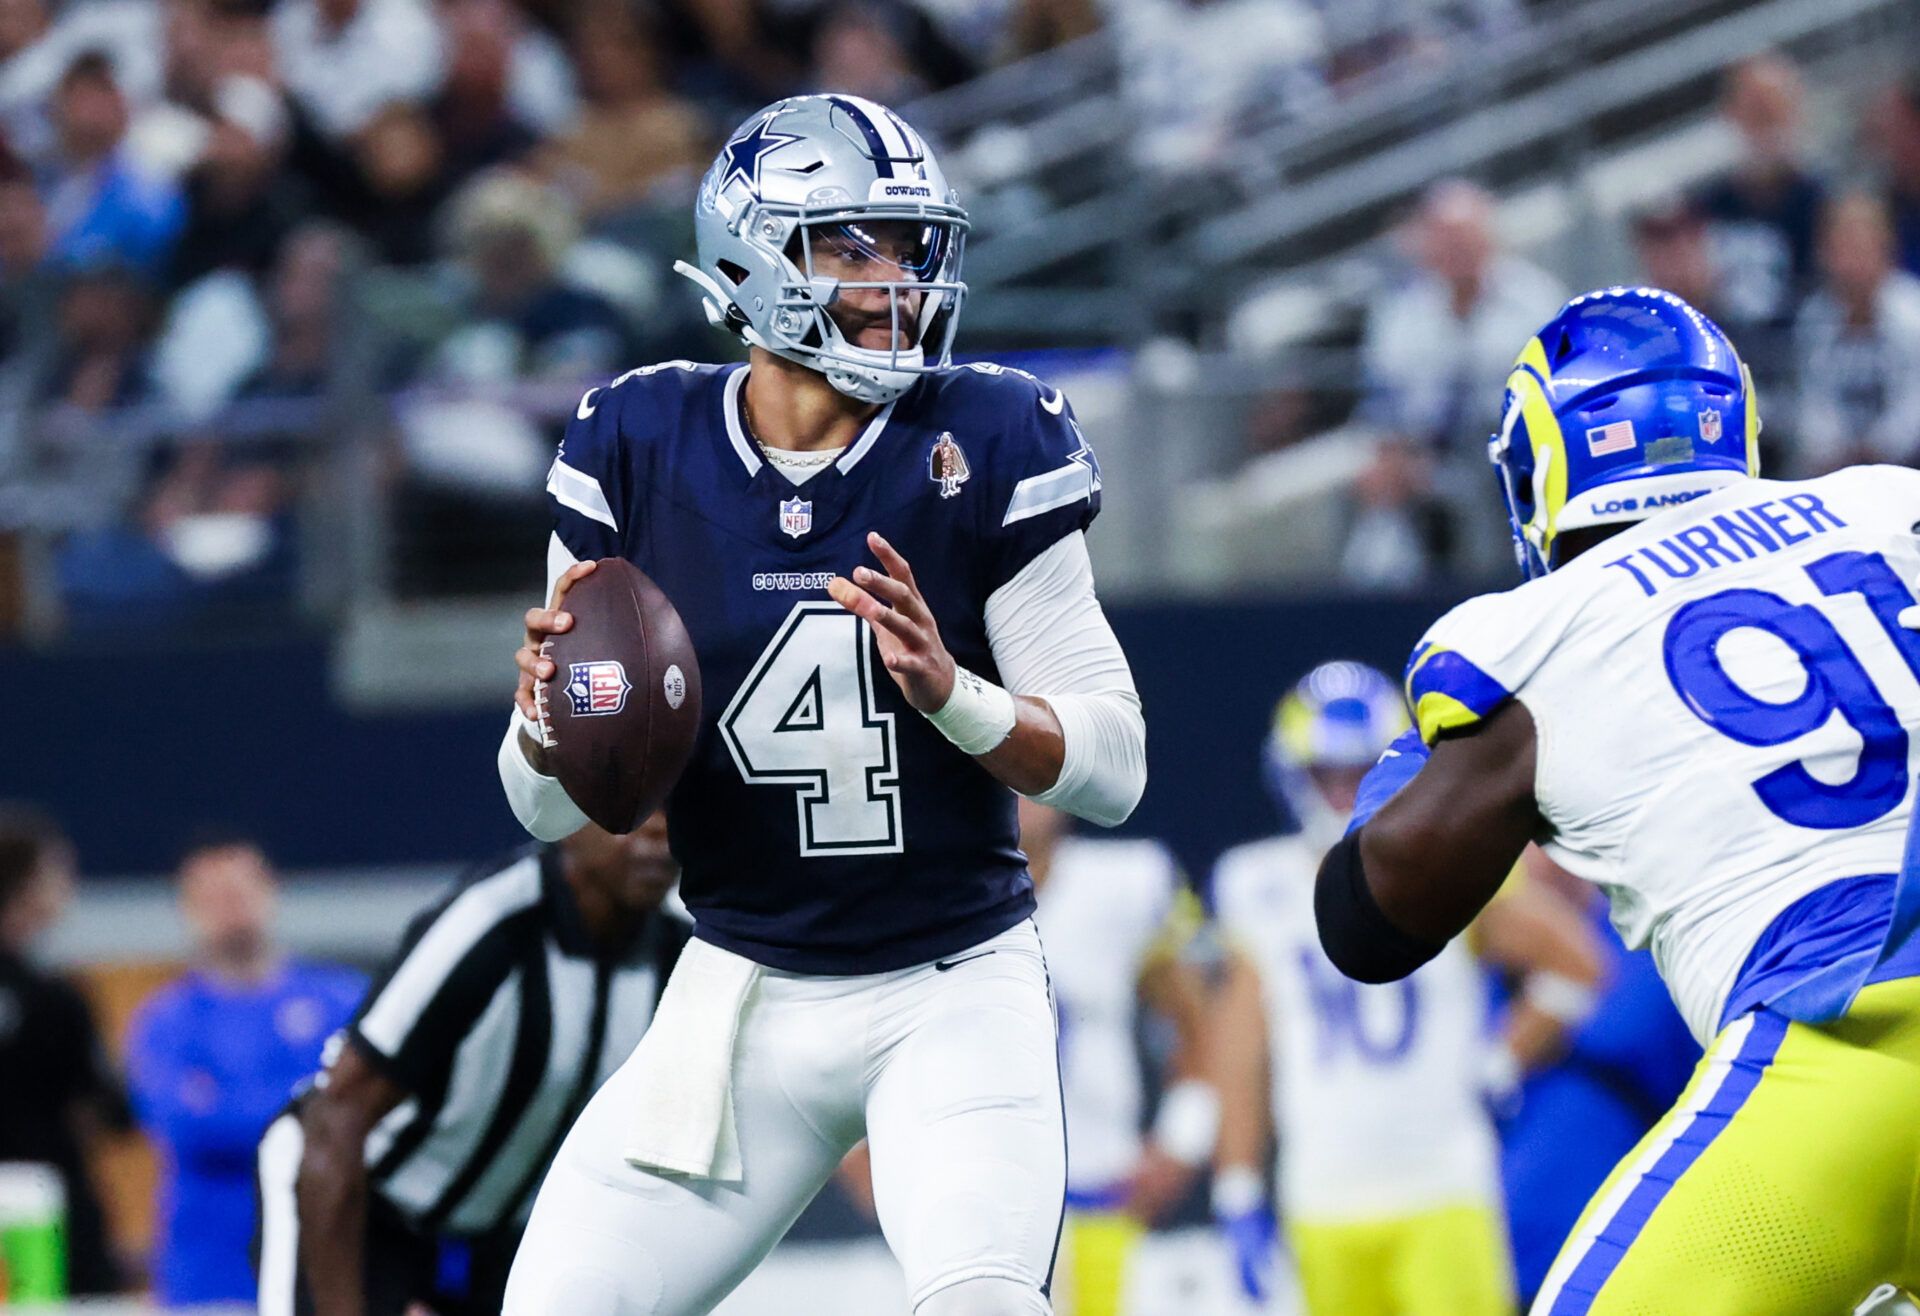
[1317,700,1540,982]
[830,531,1146,823]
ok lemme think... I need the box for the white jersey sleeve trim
[985,532,1145,826]
[546,459,618,531]
[1003,460,1099,526]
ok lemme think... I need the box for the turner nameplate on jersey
[548,358,1100,973]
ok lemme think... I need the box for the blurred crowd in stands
[0,0,1909,625]
[1330,53,1920,584]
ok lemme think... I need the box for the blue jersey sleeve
[546,381,635,563]
[982,377,1102,592]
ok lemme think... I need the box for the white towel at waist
[622,935,761,1182]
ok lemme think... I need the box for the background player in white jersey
[496,95,1146,1316]
[1021,797,1215,1316]
[1321,286,1920,1313]
[1212,662,1602,1316]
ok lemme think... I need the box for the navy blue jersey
[546,360,1101,973]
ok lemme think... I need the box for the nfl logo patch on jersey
[779,496,812,538]
[567,660,632,716]
[1698,408,1724,442]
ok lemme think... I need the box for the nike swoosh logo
[577,388,601,421]
[1039,390,1065,415]
[934,950,996,972]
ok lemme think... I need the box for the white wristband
[1523,971,1600,1027]
[1211,1164,1264,1218]
[925,666,1017,756]
[1152,1079,1222,1167]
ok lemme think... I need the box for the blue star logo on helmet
[718,113,803,200]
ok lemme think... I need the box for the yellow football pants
[1054,1210,1143,1316]
[1531,976,1920,1314]
[1289,1201,1515,1316]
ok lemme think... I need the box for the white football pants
[502,919,1066,1315]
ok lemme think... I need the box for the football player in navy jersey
[495,94,1146,1316]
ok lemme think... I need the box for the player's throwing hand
[828,532,956,713]
[514,559,600,725]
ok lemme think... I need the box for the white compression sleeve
[984,533,1146,827]
[497,533,591,841]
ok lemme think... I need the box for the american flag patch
[1586,420,1637,456]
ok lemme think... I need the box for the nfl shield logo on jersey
[567,660,631,716]
[779,496,813,538]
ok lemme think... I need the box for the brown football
[536,558,702,834]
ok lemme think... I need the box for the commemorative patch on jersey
[779,496,813,538]
[567,660,632,716]
[929,432,971,499]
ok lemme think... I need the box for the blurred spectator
[271,0,445,144]
[56,436,299,632]
[1631,197,1723,322]
[329,101,453,266]
[429,169,633,384]
[1346,179,1564,583]
[1863,75,1920,279]
[1689,53,1824,332]
[0,170,57,364]
[0,805,130,1296]
[811,4,930,105]
[431,0,545,187]
[1117,0,1325,179]
[126,838,363,1308]
[0,0,163,167]
[166,76,307,292]
[1792,190,1920,474]
[39,51,186,279]
[34,260,157,411]
[237,221,350,402]
[442,0,579,139]
[536,2,708,222]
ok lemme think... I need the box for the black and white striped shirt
[342,845,685,1235]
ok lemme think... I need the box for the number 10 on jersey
[722,602,905,856]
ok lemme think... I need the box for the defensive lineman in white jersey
[1211,663,1600,1316]
[1322,287,1920,1312]
[1022,798,1215,1316]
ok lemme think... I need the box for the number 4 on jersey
[721,602,904,857]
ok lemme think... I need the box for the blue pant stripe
[1546,1010,1788,1314]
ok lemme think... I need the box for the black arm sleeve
[1314,828,1446,984]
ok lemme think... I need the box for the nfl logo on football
[567,660,631,716]
[779,496,812,538]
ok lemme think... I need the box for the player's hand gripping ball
[521,558,702,833]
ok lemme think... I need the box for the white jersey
[1032,835,1184,1192]
[1408,466,1920,1044]
[1213,835,1501,1222]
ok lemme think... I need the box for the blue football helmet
[1489,286,1761,579]
[1263,661,1409,845]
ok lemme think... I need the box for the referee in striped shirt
[255,814,687,1316]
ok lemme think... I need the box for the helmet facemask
[679,196,969,406]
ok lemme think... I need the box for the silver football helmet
[675,95,969,405]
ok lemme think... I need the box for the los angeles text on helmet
[1602,493,1847,597]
